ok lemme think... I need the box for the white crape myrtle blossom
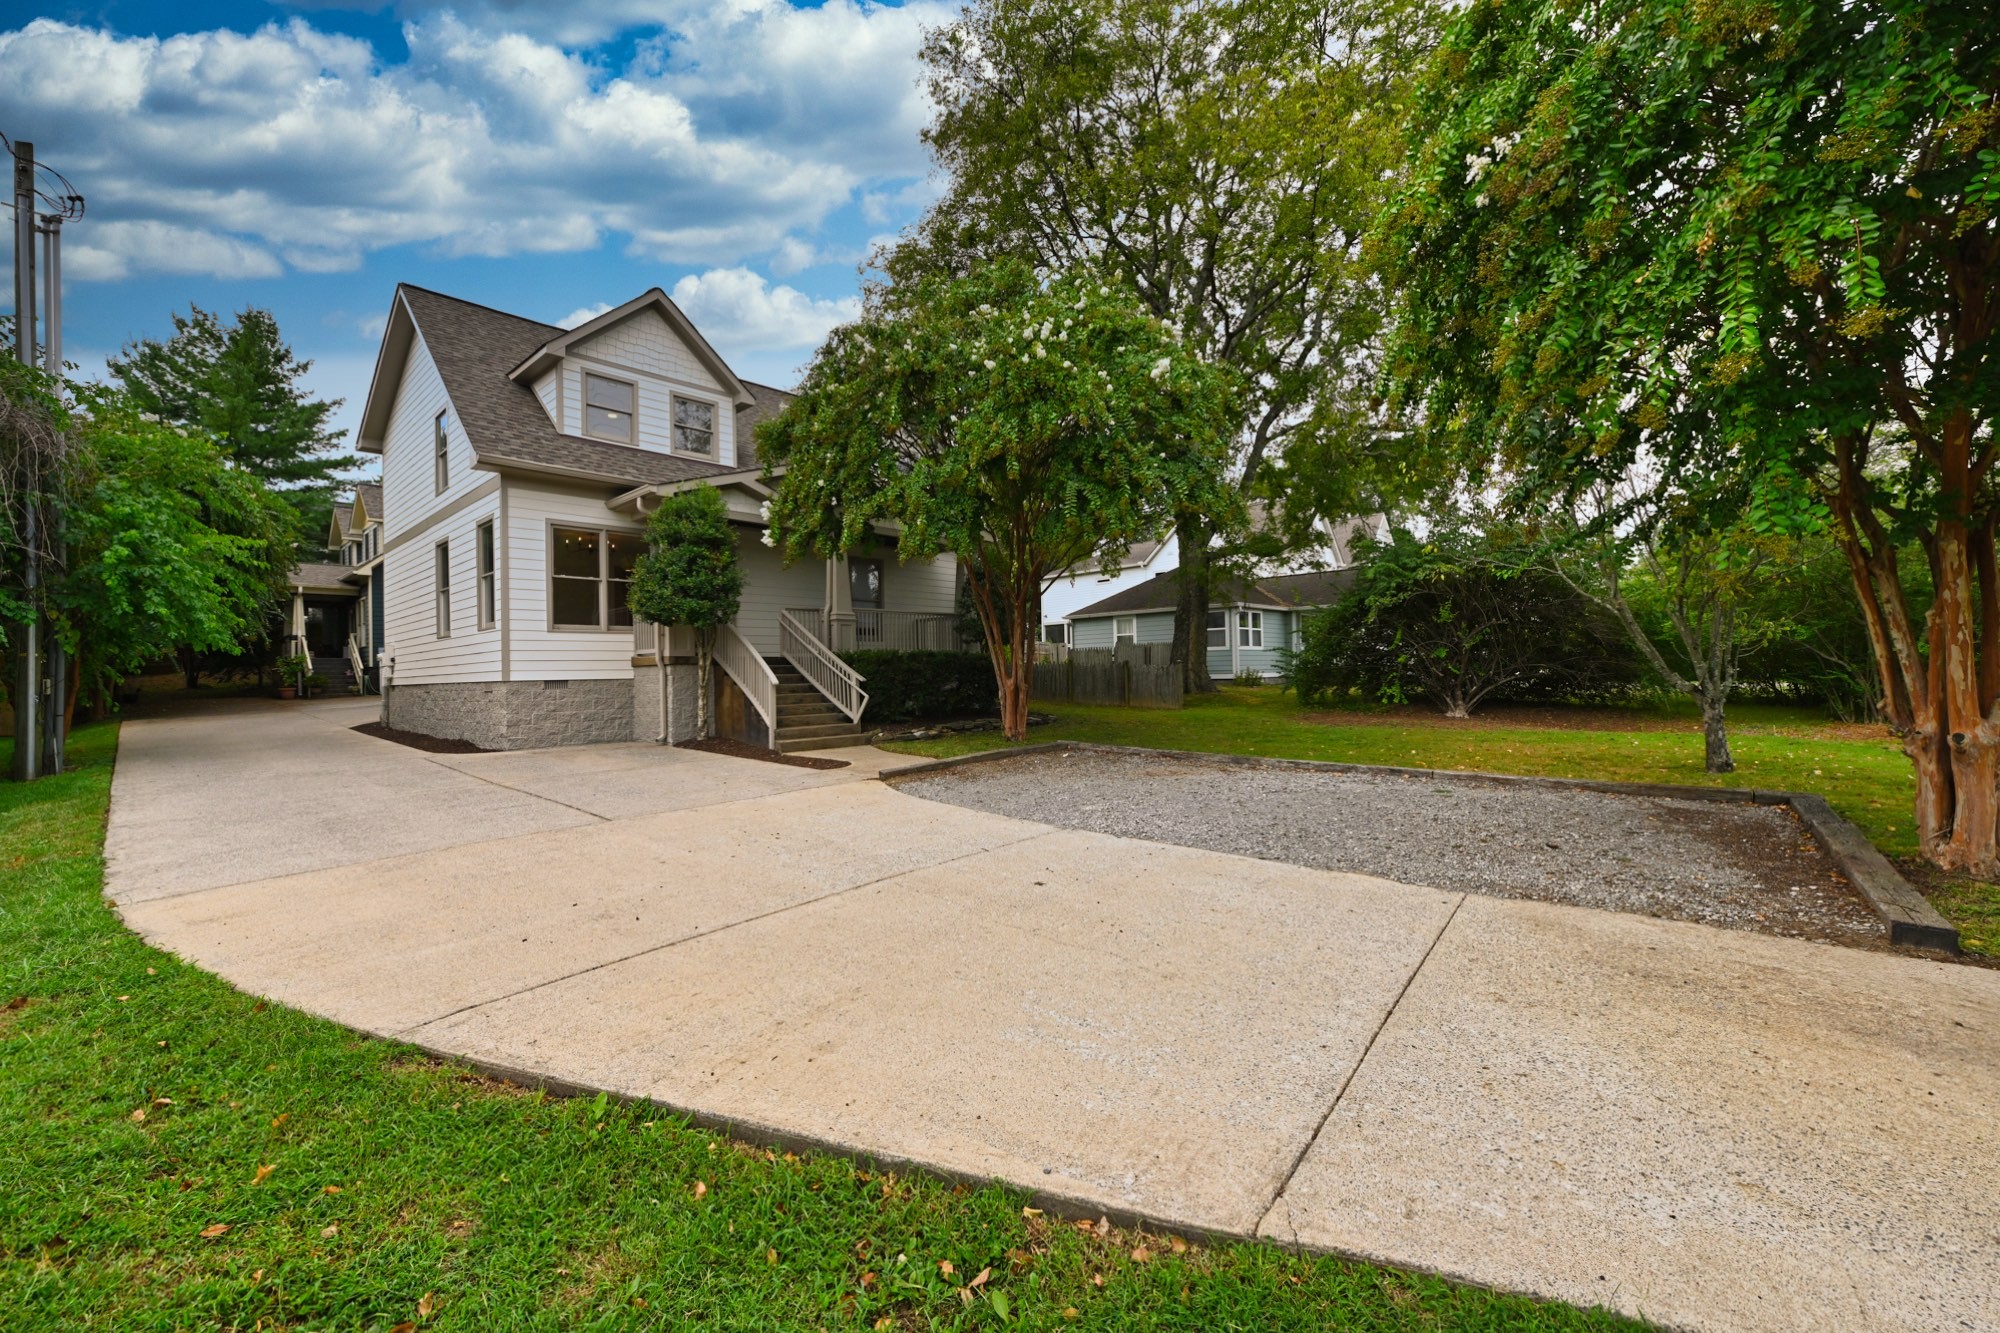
[1150,356,1172,381]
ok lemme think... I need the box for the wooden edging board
[884,740,1962,954]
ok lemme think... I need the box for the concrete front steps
[768,658,870,753]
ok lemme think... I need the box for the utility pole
[37,210,63,774]
[10,138,40,782]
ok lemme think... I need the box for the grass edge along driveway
[0,720,1636,1331]
[883,687,1997,959]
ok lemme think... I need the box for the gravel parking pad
[898,749,1889,948]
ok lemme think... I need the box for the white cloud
[669,267,859,354]
[0,5,945,281]
[557,301,614,329]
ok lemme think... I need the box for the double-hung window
[1205,610,1227,649]
[1237,610,1264,648]
[584,373,636,443]
[671,395,714,455]
[434,541,451,637]
[433,411,449,493]
[1113,615,1137,646]
[476,520,497,629]
[550,526,641,630]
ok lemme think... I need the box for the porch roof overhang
[608,468,908,540]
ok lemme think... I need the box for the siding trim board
[382,476,503,557]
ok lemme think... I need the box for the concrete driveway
[107,699,2000,1333]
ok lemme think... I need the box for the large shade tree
[893,0,1433,691]
[759,262,1239,739]
[627,485,744,741]
[107,305,352,544]
[1378,0,2000,870]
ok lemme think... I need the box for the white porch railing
[778,609,869,723]
[713,623,780,736]
[784,607,970,654]
[345,634,369,694]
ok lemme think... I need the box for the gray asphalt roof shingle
[399,285,776,488]
[290,561,362,590]
[1068,567,1357,618]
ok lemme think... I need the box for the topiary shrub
[843,650,996,723]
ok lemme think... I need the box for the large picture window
[672,395,714,454]
[550,525,641,630]
[584,372,635,443]
[476,520,497,629]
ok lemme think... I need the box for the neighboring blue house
[1066,568,1356,680]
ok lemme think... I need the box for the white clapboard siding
[560,309,738,466]
[504,479,640,681]
[381,499,502,684]
[532,368,558,427]
[733,535,833,655]
[378,329,482,537]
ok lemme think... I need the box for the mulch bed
[351,722,493,754]
[677,736,849,770]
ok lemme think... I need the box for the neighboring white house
[353,284,962,752]
[1040,508,1384,644]
[1066,567,1357,681]
[284,480,383,693]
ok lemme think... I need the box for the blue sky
[0,0,946,467]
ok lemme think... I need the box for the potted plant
[276,654,310,699]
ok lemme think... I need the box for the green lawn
[0,721,1634,1330]
[885,687,1997,957]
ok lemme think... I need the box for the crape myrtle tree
[759,261,1239,740]
[627,485,744,741]
[1378,0,2000,871]
[892,0,1434,692]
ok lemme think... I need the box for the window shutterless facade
[434,411,449,493]
[1237,610,1264,648]
[434,540,451,637]
[549,524,641,630]
[671,394,714,455]
[476,520,496,629]
[583,372,636,443]
[1114,615,1137,645]
[1206,610,1226,648]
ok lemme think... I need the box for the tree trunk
[180,646,200,691]
[1172,513,1217,695]
[1699,694,1734,774]
[694,632,713,739]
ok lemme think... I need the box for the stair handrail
[712,623,781,736]
[778,609,869,723]
[345,634,369,695]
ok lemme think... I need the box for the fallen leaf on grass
[691,1180,708,1199]
[969,1267,991,1289]
[1169,1236,1188,1255]
[252,1165,275,1186]
[270,1113,289,1129]
[767,1249,778,1265]
[938,1260,954,1276]
[1091,1273,1104,1288]
[1063,1308,1079,1319]
[444,1218,475,1240]
[1130,1246,1152,1263]
[874,1320,895,1331]
[152,1097,173,1107]
[1021,1206,1042,1218]
[200,1224,229,1239]
[417,1291,436,1317]
[252,1269,264,1283]
[4,996,26,1011]
[129,1108,147,1123]
[321,1224,338,1238]
[389,1324,415,1333]
[116,995,130,1002]
[146,967,156,975]
[323,1185,342,1195]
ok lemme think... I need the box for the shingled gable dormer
[506,289,757,467]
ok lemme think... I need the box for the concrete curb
[887,740,1963,955]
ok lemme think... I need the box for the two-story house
[353,285,962,752]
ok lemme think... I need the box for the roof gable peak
[506,288,753,407]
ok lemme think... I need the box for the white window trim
[1205,609,1226,649]
[1113,615,1137,645]
[546,521,644,633]
[582,370,639,446]
[433,540,451,638]
[1237,609,1264,648]
[476,519,497,631]
[433,410,449,495]
[669,390,718,457]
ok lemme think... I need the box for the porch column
[824,553,856,652]
[290,589,305,656]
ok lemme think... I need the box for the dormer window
[584,372,635,444]
[671,395,713,455]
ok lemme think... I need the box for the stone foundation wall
[631,661,704,745]
[384,679,633,750]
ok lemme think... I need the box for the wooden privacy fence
[1030,644,1182,707]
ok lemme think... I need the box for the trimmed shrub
[842,650,996,723]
